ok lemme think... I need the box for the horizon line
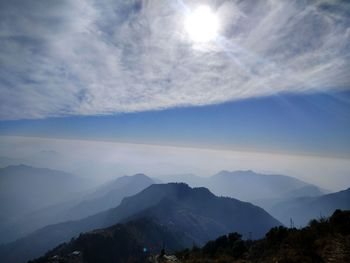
[1,134,349,160]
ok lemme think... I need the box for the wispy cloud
[0,0,349,120]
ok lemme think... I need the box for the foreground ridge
[177,209,350,263]
[30,210,349,263]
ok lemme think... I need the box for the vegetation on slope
[177,209,350,263]
[30,218,186,263]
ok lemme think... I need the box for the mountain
[285,184,326,198]
[208,170,325,201]
[113,183,280,242]
[0,183,281,263]
[0,173,155,244]
[178,209,350,263]
[30,210,350,263]
[0,151,64,172]
[160,170,326,210]
[30,218,188,263]
[65,173,155,220]
[0,165,91,243]
[0,156,22,168]
[269,187,350,227]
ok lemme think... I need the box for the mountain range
[0,165,91,243]
[28,209,350,263]
[158,171,349,227]
[0,165,348,263]
[32,217,189,263]
[269,187,350,226]
[160,170,326,205]
[0,171,155,244]
[0,183,280,263]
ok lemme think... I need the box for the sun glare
[184,5,219,43]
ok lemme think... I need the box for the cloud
[0,0,349,120]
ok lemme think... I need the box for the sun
[184,5,219,43]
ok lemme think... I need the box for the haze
[0,136,348,191]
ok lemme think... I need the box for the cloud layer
[0,0,349,119]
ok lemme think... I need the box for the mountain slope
[0,165,91,243]
[0,183,280,263]
[0,173,155,244]
[66,173,155,220]
[208,170,325,201]
[119,184,280,243]
[30,218,188,263]
[270,187,350,226]
[31,210,350,263]
[0,164,87,213]
[178,210,350,263]
[160,170,326,205]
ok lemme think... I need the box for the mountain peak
[143,182,193,198]
[117,173,152,182]
[107,173,154,188]
[130,173,150,179]
[145,182,212,198]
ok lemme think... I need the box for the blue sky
[0,0,350,158]
[1,90,349,157]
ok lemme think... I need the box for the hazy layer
[0,136,349,190]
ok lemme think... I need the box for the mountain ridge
[270,187,350,226]
[0,183,280,263]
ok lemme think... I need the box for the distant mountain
[269,188,350,226]
[0,165,91,243]
[209,170,325,201]
[160,170,326,209]
[0,183,280,263]
[0,173,155,244]
[0,151,64,170]
[65,173,155,220]
[0,156,22,168]
[31,218,188,263]
[285,184,326,198]
[81,173,154,200]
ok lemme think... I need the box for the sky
[1,91,350,157]
[0,0,349,120]
[0,0,350,187]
